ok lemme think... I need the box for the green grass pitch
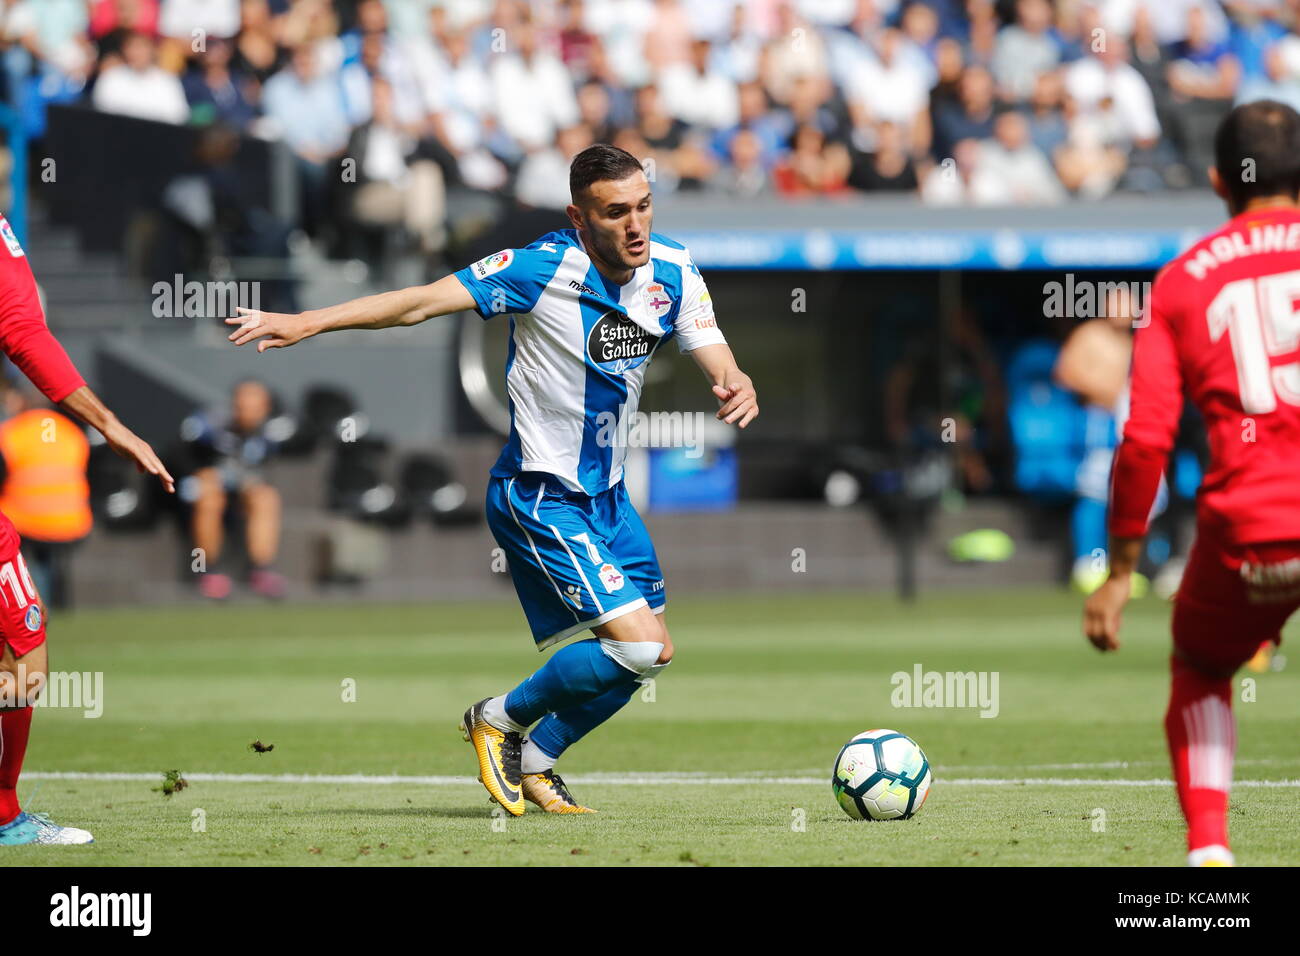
[8,587,1298,866]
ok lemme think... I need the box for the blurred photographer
[180,378,284,599]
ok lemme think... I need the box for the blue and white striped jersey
[454,229,726,496]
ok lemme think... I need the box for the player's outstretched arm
[226,274,477,352]
[0,258,175,493]
[59,385,176,493]
[689,343,758,428]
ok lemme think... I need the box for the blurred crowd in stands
[4,0,1300,222]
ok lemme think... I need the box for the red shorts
[0,514,45,658]
[1172,524,1300,675]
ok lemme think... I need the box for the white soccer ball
[832,729,932,821]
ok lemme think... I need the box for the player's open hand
[1082,574,1131,652]
[226,307,313,352]
[712,376,759,428]
[102,420,175,493]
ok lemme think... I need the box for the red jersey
[1111,205,1300,545]
[0,213,88,555]
[0,215,85,404]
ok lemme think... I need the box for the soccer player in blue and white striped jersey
[229,144,758,815]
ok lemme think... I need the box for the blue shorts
[485,473,666,649]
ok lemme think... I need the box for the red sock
[0,705,33,826]
[1164,655,1234,852]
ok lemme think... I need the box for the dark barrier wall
[630,268,1152,499]
[42,106,272,254]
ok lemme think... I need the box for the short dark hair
[1215,100,1300,207]
[569,143,646,200]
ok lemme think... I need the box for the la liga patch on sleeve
[471,249,512,279]
[0,216,25,258]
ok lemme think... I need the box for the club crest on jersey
[24,604,41,631]
[598,563,625,592]
[471,249,512,279]
[642,282,672,318]
[0,216,24,258]
[587,309,660,374]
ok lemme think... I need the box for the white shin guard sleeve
[598,638,665,677]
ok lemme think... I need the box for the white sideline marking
[934,758,1296,771]
[22,770,1300,788]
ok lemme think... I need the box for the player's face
[572,172,653,275]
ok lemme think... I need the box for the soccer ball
[832,729,932,821]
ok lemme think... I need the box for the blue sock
[504,638,637,727]
[528,682,640,761]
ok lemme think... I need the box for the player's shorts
[1172,523,1300,675]
[485,472,666,649]
[0,515,45,658]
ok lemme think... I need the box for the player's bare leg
[521,607,672,814]
[0,639,92,846]
[0,636,46,711]
[595,605,674,658]
[192,467,231,599]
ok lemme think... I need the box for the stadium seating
[1006,340,1084,500]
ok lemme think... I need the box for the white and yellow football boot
[459,698,524,816]
[1188,845,1235,867]
[522,769,597,814]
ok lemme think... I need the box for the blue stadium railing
[674,228,1193,271]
